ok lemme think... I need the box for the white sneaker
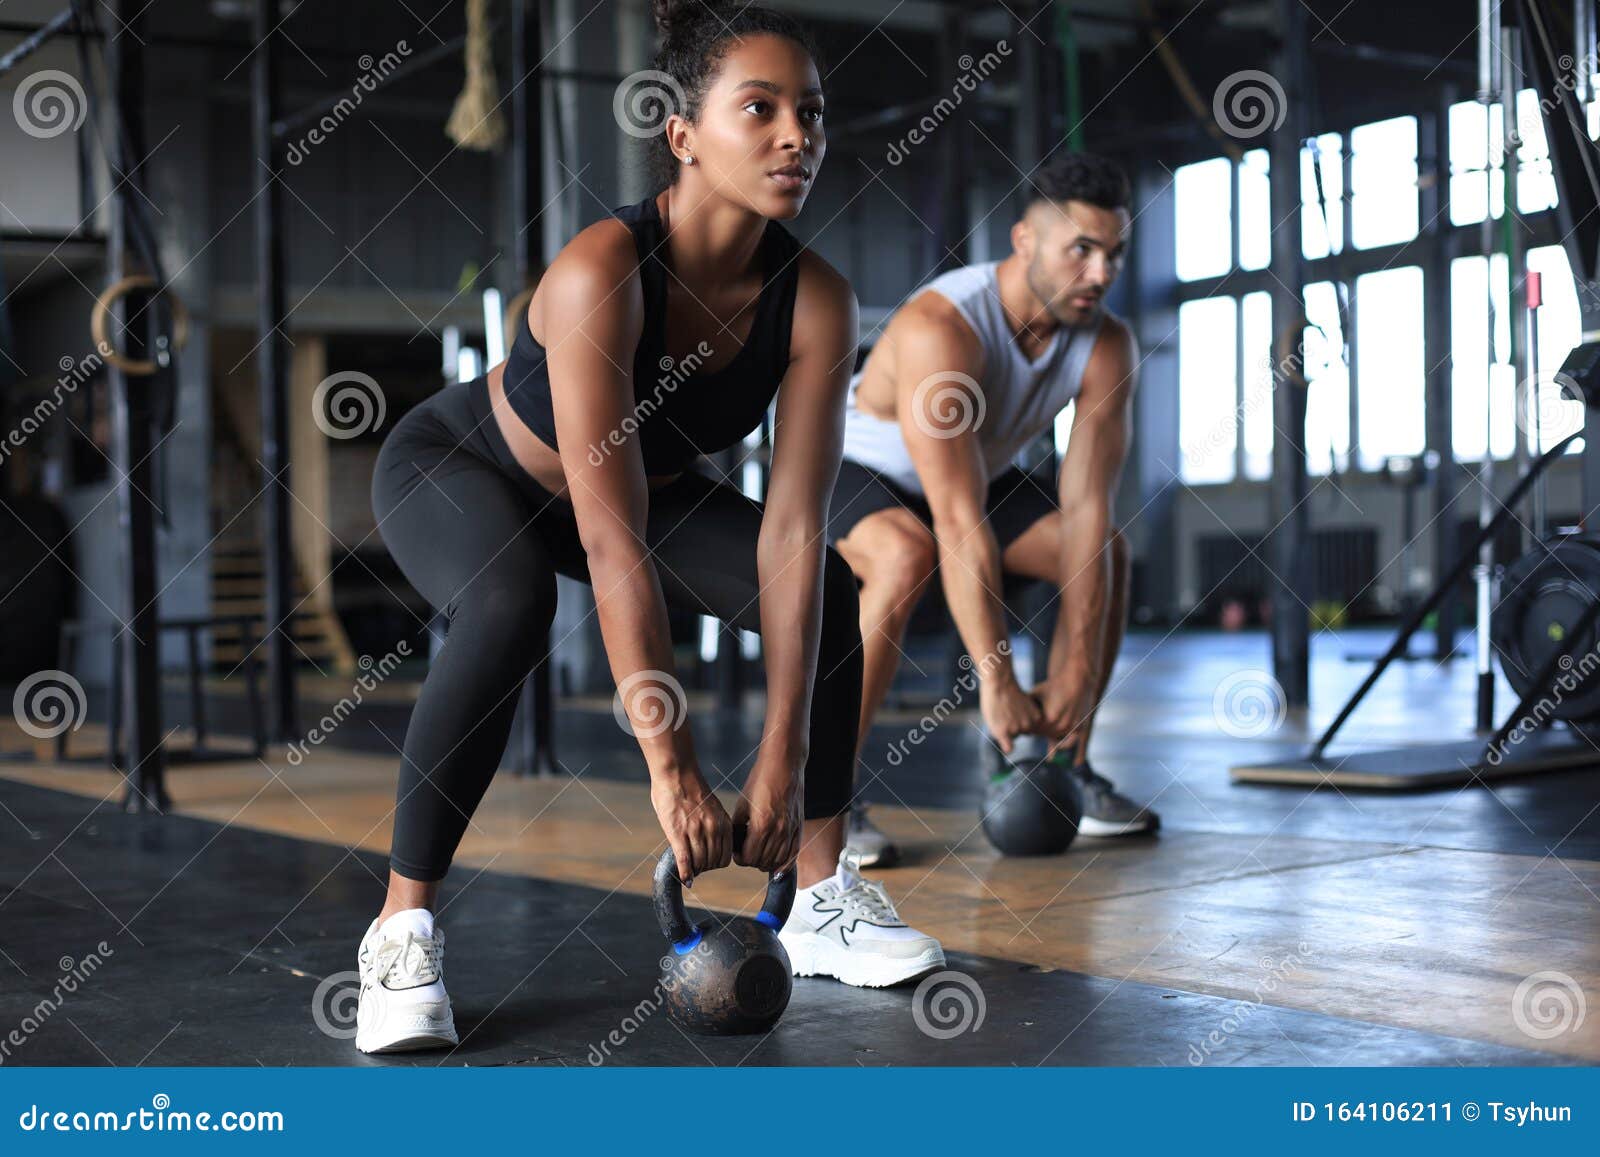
[354,908,459,1054]
[778,852,945,988]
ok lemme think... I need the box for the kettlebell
[980,748,1082,857]
[652,825,797,1035]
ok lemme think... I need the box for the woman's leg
[633,473,863,887]
[371,420,560,917]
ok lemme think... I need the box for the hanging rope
[446,0,507,150]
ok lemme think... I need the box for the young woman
[357,1,943,1053]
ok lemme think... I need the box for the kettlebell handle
[652,824,797,951]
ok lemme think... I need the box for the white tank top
[841,261,1104,496]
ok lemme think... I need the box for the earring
[683,153,695,165]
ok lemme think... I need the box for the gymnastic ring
[90,275,191,377]
[503,285,537,353]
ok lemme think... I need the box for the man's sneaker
[354,908,459,1054]
[778,851,944,987]
[1058,760,1160,837]
[844,803,900,868]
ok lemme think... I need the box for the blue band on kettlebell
[754,910,782,930]
[672,927,703,954]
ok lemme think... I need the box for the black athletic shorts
[826,458,1058,549]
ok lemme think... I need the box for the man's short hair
[1023,152,1131,215]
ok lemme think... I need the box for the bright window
[1301,133,1343,260]
[1178,296,1239,483]
[1527,244,1585,451]
[1349,117,1419,248]
[1239,149,1271,271]
[1354,267,1426,469]
[1175,157,1233,281]
[1241,291,1274,479]
[1450,253,1514,460]
[1303,281,1351,475]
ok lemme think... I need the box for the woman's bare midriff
[484,362,683,497]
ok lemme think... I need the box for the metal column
[1266,0,1311,707]
[253,0,296,742]
[107,0,167,811]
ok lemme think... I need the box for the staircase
[209,359,358,676]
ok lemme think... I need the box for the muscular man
[828,152,1159,865]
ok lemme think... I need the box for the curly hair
[1025,151,1131,213]
[641,0,821,190]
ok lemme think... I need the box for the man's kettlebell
[981,754,1082,857]
[653,826,797,1035]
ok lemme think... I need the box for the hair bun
[652,0,683,36]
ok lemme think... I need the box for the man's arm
[896,300,1040,751]
[1037,318,1138,752]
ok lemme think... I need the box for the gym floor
[1,630,1594,1067]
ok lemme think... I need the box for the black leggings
[370,376,862,881]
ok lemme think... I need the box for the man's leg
[835,508,940,767]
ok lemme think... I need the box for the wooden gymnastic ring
[503,285,537,355]
[90,275,190,377]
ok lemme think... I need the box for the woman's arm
[738,251,859,873]
[541,226,731,885]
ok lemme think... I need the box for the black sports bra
[502,194,802,474]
